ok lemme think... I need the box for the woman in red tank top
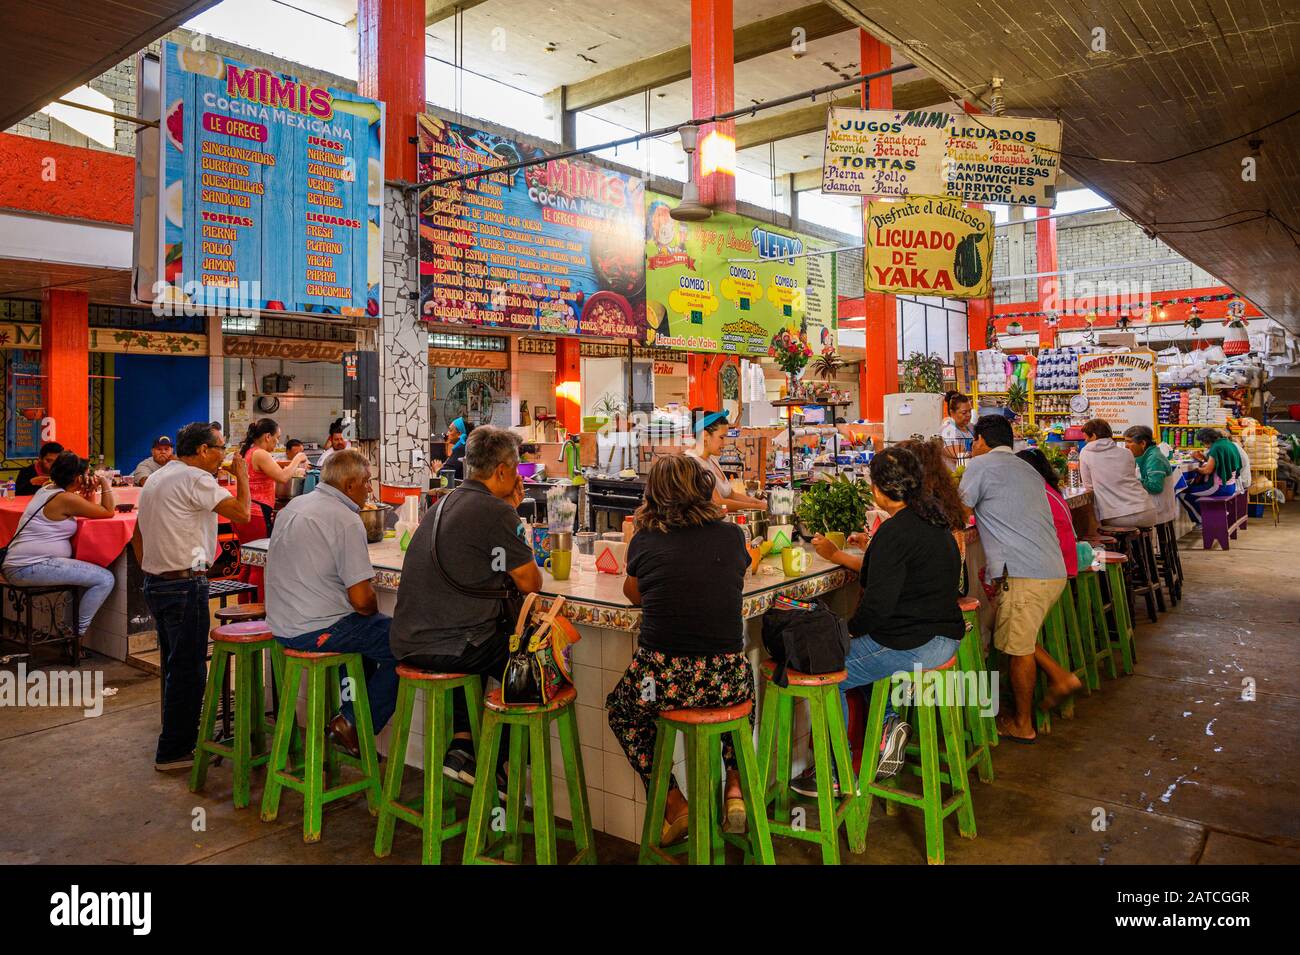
[239,418,308,509]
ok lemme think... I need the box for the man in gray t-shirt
[390,426,541,784]
[960,415,1077,743]
[266,449,397,752]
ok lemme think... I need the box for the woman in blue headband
[433,417,474,483]
[686,410,766,512]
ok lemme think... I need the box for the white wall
[224,357,344,448]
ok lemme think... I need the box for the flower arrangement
[768,322,814,378]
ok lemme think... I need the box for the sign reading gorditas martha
[865,196,992,299]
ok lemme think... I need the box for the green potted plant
[796,473,873,543]
[1006,379,1030,414]
[900,351,945,393]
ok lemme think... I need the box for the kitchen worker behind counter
[431,416,473,484]
[132,436,173,486]
[685,411,765,512]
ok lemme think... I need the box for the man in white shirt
[132,422,250,771]
[315,428,349,470]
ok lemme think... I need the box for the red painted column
[357,0,424,183]
[555,337,582,434]
[691,0,736,211]
[688,354,721,410]
[859,32,897,421]
[962,102,993,356]
[41,289,89,455]
[1035,207,1059,347]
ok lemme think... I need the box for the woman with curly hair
[605,453,753,844]
[897,437,969,534]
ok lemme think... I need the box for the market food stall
[241,535,857,844]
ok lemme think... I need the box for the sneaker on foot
[154,752,194,772]
[443,743,476,785]
[790,764,840,799]
[875,716,911,780]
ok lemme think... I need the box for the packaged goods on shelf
[1033,347,1080,392]
[977,348,1008,393]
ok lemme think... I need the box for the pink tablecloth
[0,486,140,568]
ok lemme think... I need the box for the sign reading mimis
[866,196,992,298]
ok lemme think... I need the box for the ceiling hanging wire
[769,141,777,225]
[643,89,651,178]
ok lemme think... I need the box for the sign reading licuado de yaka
[865,196,992,298]
[156,41,384,317]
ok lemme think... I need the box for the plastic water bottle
[1066,445,1081,489]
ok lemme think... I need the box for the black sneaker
[154,752,194,772]
[875,715,912,780]
[790,764,840,799]
[443,742,476,785]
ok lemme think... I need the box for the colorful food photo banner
[821,108,1062,208]
[418,115,646,338]
[1078,350,1157,433]
[822,107,946,198]
[158,42,384,316]
[645,193,836,356]
[866,196,992,298]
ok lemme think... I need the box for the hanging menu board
[866,196,992,298]
[644,193,836,356]
[821,107,1062,208]
[822,107,946,198]
[1078,350,1158,433]
[5,352,43,459]
[417,115,646,338]
[156,42,384,317]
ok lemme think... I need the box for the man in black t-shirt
[15,442,63,496]
[390,426,541,786]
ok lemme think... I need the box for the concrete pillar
[207,314,224,429]
[41,289,89,454]
[858,31,896,422]
[691,0,736,211]
[962,102,995,356]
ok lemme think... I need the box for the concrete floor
[2,506,1297,865]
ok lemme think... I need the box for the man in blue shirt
[960,415,1078,743]
[266,448,397,756]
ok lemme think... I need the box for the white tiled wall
[223,357,344,447]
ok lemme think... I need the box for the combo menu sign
[417,115,646,339]
[824,108,1061,207]
[157,42,384,316]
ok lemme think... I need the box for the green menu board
[643,193,836,356]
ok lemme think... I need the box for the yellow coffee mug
[781,546,811,577]
[545,549,572,581]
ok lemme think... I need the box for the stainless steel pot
[359,503,391,543]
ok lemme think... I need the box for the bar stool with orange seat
[209,602,268,742]
[374,664,484,865]
[755,661,860,864]
[190,619,285,809]
[857,653,975,865]
[640,701,774,865]
[260,647,382,843]
[462,686,596,865]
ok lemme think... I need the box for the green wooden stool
[374,665,483,865]
[260,648,382,843]
[1033,598,1074,732]
[1075,568,1119,681]
[1098,553,1136,674]
[755,661,860,864]
[190,621,284,808]
[857,655,975,865]
[462,686,596,865]
[955,597,996,781]
[1057,582,1097,694]
[640,700,774,866]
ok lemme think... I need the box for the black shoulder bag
[429,488,525,635]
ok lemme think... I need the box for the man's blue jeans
[841,633,963,726]
[143,575,210,762]
[277,612,398,732]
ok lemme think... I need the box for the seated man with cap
[132,436,173,487]
[686,410,766,512]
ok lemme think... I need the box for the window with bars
[896,295,969,364]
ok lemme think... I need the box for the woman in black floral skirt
[606,453,753,844]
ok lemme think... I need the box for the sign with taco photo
[865,196,992,299]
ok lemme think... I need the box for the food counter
[241,536,859,843]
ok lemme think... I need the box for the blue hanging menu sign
[157,41,384,317]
